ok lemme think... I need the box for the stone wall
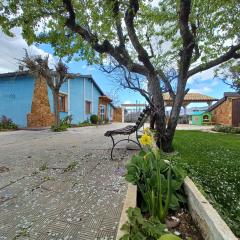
[113,107,122,122]
[27,76,55,127]
[211,98,232,125]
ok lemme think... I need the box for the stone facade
[113,107,122,122]
[211,98,232,125]
[27,76,55,127]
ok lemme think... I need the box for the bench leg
[136,130,142,149]
[110,135,115,161]
[110,135,141,161]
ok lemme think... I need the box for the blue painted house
[0,71,115,127]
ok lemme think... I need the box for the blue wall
[0,74,112,126]
[0,75,34,127]
[69,77,84,124]
[93,82,101,116]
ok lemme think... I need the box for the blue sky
[39,43,233,106]
[0,28,234,107]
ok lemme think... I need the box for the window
[58,94,67,112]
[85,101,92,114]
[100,105,105,120]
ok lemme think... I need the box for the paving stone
[0,124,130,239]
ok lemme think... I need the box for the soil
[167,208,204,240]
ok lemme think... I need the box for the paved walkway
[0,124,132,240]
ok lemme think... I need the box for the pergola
[120,93,218,122]
[163,93,218,107]
[163,93,218,115]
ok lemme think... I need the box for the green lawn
[173,131,240,237]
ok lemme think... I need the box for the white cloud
[189,86,212,94]
[0,28,55,73]
[188,67,216,85]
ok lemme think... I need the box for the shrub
[213,125,240,134]
[51,123,68,132]
[78,120,93,127]
[90,114,98,124]
[0,115,18,129]
[60,115,72,127]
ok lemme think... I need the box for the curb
[184,176,237,240]
[116,183,137,240]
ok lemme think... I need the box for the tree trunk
[150,112,155,130]
[162,77,188,152]
[148,73,167,149]
[53,90,60,127]
[148,73,188,152]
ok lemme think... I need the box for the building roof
[163,92,218,102]
[0,70,115,108]
[208,92,240,112]
[191,111,211,116]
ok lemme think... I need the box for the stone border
[116,183,137,240]
[184,176,237,240]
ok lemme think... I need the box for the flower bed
[118,129,203,240]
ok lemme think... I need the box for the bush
[90,114,98,124]
[0,115,18,130]
[51,123,68,132]
[213,125,240,134]
[78,120,93,127]
[60,115,72,127]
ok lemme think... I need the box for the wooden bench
[104,106,151,160]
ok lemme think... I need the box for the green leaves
[120,207,166,240]
[1,0,239,69]
[124,149,186,223]
[159,234,182,240]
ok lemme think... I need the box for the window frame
[85,100,92,114]
[58,93,68,112]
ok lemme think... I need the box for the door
[100,105,105,120]
[232,99,240,127]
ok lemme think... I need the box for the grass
[64,161,78,172]
[173,131,240,236]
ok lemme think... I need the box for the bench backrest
[135,106,151,130]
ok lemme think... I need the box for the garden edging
[184,176,237,240]
[116,177,237,240]
[116,183,137,240]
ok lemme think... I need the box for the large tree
[1,0,240,151]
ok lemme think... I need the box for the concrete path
[0,123,133,240]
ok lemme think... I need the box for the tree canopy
[1,0,239,75]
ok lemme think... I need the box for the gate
[122,104,147,123]
[124,108,142,122]
[232,99,240,127]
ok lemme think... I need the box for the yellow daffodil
[139,133,152,146]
